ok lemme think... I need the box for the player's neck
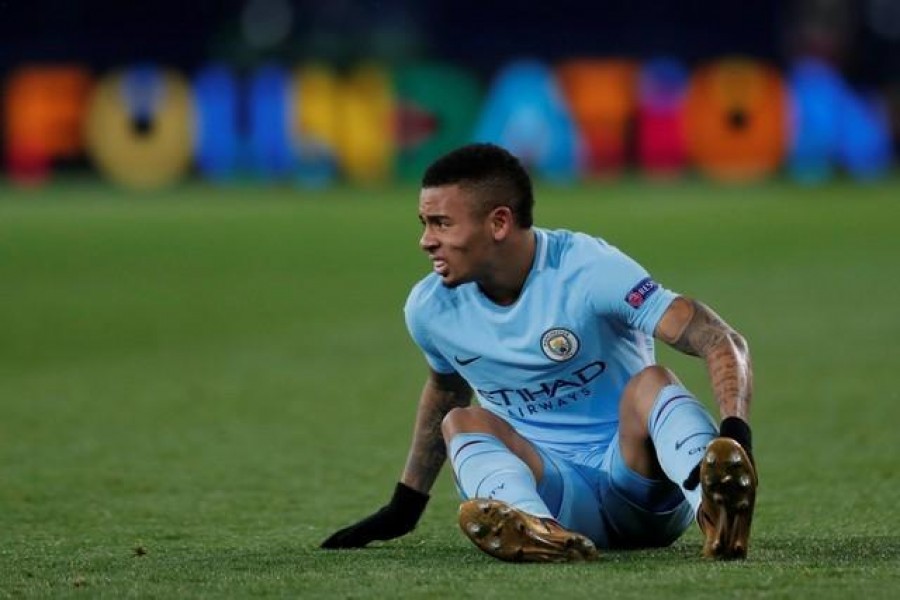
[477,229,536,306]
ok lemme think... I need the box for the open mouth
[432,259,448,276]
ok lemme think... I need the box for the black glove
[320,482,429,549]
[682,417,753,491]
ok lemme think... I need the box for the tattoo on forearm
[707,341,751,417]
[671,300,752,420]
[408,398,450,483]
[402,381,471,492]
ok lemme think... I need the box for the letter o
[84,67,194,189]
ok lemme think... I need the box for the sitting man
[322,143,757,562]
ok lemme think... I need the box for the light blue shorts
[534,434,694,549]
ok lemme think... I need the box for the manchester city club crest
[540,328,580,362]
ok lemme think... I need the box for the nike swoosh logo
[454,355,482,366]
[675,432,708,450]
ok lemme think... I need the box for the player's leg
[585,365,704,548]
[442,406,549,516]
[617,365,715,511]
[615,365,757,558]
[442,407,598,562]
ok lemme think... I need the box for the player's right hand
[320,482,430,549]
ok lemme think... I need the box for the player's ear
[489,206,513,241]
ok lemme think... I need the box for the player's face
[418,185,495,287]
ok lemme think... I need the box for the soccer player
[321,143,757,562]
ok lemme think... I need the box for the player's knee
[441,406,493,441]
[441,407,465,440]
[620,366,682,431]
[624,365,681,396]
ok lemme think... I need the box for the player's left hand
[683,417,754,490]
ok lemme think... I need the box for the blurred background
[2,0,899,189]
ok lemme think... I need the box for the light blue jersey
[404,228,678,459]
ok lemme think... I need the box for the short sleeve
[404,284,456,374]
[585,241,678,335]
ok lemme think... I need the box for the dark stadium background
[1,0,895,80]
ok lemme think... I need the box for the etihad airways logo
[476,360,606,418]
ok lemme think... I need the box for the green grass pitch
[1,177,899,598]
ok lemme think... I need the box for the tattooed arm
[401,369,473,492]
[655,296,752,421]
[321,369,471,549]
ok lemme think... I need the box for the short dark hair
[421,143,534,228]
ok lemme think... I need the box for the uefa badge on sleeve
[625,277,659,309]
